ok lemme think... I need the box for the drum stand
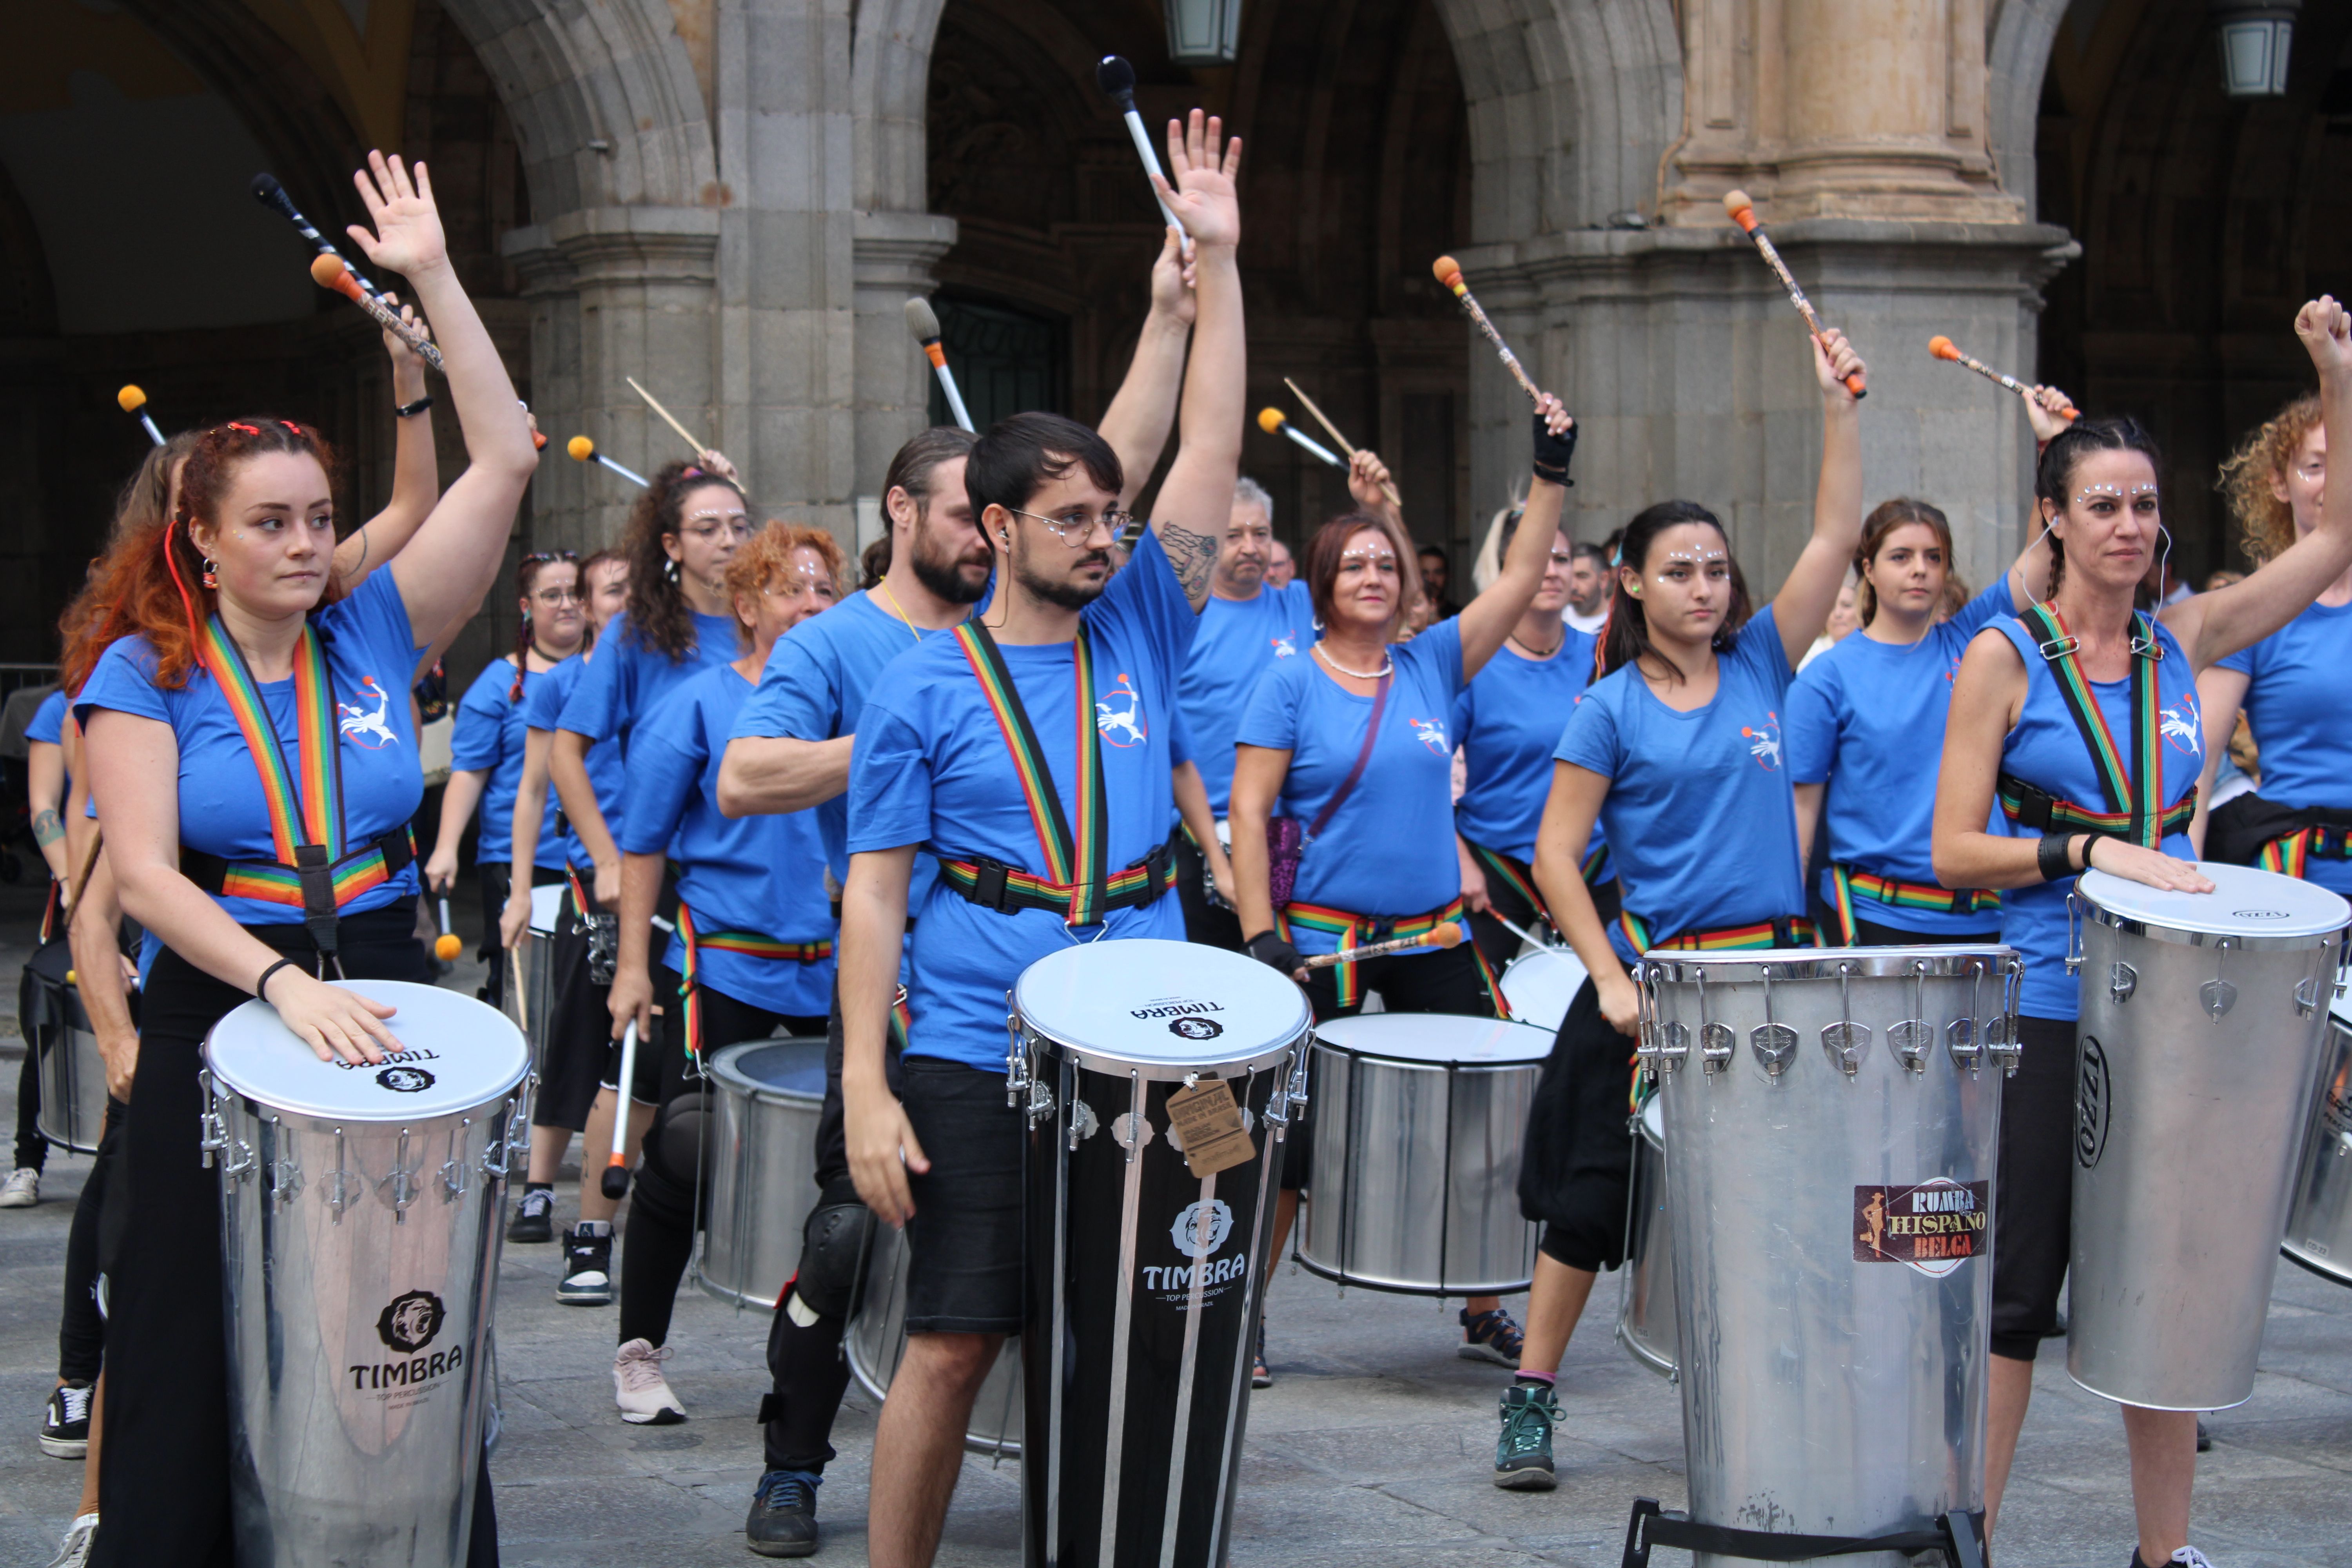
[1617,1498,1986,1568]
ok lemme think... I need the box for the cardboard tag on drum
[1166,1080,1253,1178]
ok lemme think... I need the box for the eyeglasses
[1009,506,1134,548]
[533,586,584,605]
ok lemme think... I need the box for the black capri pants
[1990,1014,2077,1362]
[1517,975,1637,1274]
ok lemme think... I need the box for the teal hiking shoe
[1494,1381,1559,1490]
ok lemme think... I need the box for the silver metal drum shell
[34,985,106,1154]
[216,1091,512,1568]
[697,1041,826,1312]
[1648,958,2004,1568]
[2069,920,2339,1409]
[1618,1101,1675,1380]
[844,1221,1023,1459]
[1298,1043,1541,1296]
[2283,1007,2352,1287]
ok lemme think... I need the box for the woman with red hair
[73,152,537,1568]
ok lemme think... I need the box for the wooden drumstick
[510,946,529,1036]
[1279,377,1402,508]
[309,254,443,371]
[1303,922,1465,969]
[1432,256,1544,406]
[625,376,710,457]
[1720,190,1867,399]
[1929,336,2076,422]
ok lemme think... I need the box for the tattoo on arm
[343,525,370,579]
[1156,521,1220,609]
[31,809,62,848]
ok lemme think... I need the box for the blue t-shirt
[26,689,65,747]
[1451,629,1606,872]
[622,662,836,1017]
[526,656,623,870]
[451,660,563,869]
[1993,617,2202,1020]
[1237,618,1466,947]
[2217,598,2352,897]
[1178,581,1315,814]
[76,570,426,927]
[1785,581,2015,933]
[731,589,941,911]
[847,529,1198,1068]
[558,608,742,755]
[1555,606,1804,963]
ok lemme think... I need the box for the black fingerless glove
[1246,930,1305,977]
[1532,412,1578,487]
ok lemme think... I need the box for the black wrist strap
[2036,832,2078,884]
[256,956,300,1005]
[395,395,434,419]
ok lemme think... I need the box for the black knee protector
[643,1089,711,1192]
[790,1200,875,1321]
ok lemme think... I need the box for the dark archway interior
[2037,0,2352,582]
[924,0,1474,563]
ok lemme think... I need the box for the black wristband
[2036,832,2079,884]
[395,395,434,419]
[256,956,300,1005]
[1531,411,1578,487]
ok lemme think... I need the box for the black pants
[1519,976,1636,1274]
[1991,1014,2077,1362]
[1460,842,1622,976]
[1174,833,1245,953]
[616,969,820,1349]
[1284,941,1498,1189]
[13,1043,45,1172]
[92,901,497,1568]
[537,879,613,1132]
[59,1096,124,1384]
[1848,914,2001,949]
[476,861,564,1014]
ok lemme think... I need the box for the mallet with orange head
[1432,256,1544,405]
[1303,922,1464,969]
[1721,190,1868,399]
[1280,377,1403,509]
[567,436,648,488]
[904,298,975,433]
[601,1020,640,1199]
[117,386,164,447]
[310,253,444,371]
[1929,336,2076,423]
[1257,407,1342,469]
[435,896,461,963]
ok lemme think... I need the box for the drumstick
[1720,191,1867,399]
[435,897,461,962]
[1303,922,1465,969]
[1432,256,1544,406]
[1279,379,1402,508]
[117,386,164,448]
[566,435,648,488]
[904,298,976,433]
[1257,408,1342,468]
[310,254,445,371]
[625,376,709,456]
[1094,56,1191,259]
[601,1020,639,1200]
[1486,908,1555,952]
[510,946,529,1035]
[1929,336,2076,422]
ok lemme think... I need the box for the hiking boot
[1494,1381,1559,1490]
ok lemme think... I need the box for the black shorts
[1174,833,1244,953]
[534,878,612,1132]
[818,978,904,1195]
[1991,1014,2077,1361]
[899,1058,1024,1335]
[1518,976,1636,1274]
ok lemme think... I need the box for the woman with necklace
[423,551,588,1011]
[1491,328,1867,1493]
[1932,297,2352,1568]
[1230,396,1577,1375]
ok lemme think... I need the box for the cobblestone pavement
[3,972,2349,1565]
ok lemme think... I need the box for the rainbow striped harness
[1998,603,2194,849]
[1826,866,1997,946]
[1616,911,1817,953]
[674,904,832,1063]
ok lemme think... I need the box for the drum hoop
[1307,1036,1552,1070]
[2079,904,2347,953]
[706,1039,828,1104]
[1021,1019,1309,1081]
[1640,945,2018,984]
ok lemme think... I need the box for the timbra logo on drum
[2077,1034,2112,1170]
[1129,996,1227,1040]
[1142,1198,1249,1296]
[1852,1180,1989,1277]
[352,1289,464,1400]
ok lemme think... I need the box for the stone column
[851,209,958,543]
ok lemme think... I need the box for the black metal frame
[1618,1497,1987,1568]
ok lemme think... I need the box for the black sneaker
[41,1380,92,1459]
[1493,1381,1559,1490]
[1252,1321,1271,1389]
[559,1224,613,1305]
[745,1468,821,1557]
[508,1187,555,1243]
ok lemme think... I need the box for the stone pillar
[851,209,958,539]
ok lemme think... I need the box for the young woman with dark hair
[73,152,536,1567]
[1932,299,2352,1568]
[1491,328,1868,1492]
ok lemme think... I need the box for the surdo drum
[2283,991,2352,1287]
[846,1221,1023,1460]
[1011,938,1308,1568]
[696,1038,826,1310]
[203,980,529,1568]
[1300,1013,1551,1296]
[2068,864,2349,1408]
[1616,1093,1675,1380]
[23,940,106,1154]
[519,882,562,1053]
[1637,945,2017,1567]
[1497,945,1588,1035]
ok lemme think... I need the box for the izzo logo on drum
[2078,1035,2112,1170]
[1131,996,1227,1040]
[1142,1198,1248,1296]
[351,1289,464,1401]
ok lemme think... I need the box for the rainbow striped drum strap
[1828,865,1998,946]
[1617,910,1816,954]
[674,903,833,1064]
[2005,602,2180,851]
[1278,896,1505,1015]
[2256,825,2352,880]
[952,621,1112,926]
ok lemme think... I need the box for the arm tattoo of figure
[1156,521,1220,610]
[31,809,62,848]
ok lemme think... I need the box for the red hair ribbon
[227,422,261,436]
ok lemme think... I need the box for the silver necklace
[1314,641,1394,680]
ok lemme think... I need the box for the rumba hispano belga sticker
[1853,1179,1989,1278]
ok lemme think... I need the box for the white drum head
[1639,1091,1663,1148]
[2079,862,2351,940]
[1013,938,1309,1078]
[205,980,530,1122]
[529,882,563,937]
[710,1039,826,1102]
[1499,947,1587,1033]
[1314,1012,1554,1065]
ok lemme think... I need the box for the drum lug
[1887,1021,1930,1074]
[1945,1016,1981,1073]
[2064,891,2084,976]
[2294,976,2322,1020]
[1699,1024,1735,1074]
[1111,1110,1156,1154]
[1067,1099,1099,1151]
[266,1117,302,1207]
[1004,1011,1030,1109]
[1986,960,2025,1076]
[198,1068,227,1170]
[442,1119,471,1202]
[223,1138,256,1183]
[1821,962,1868,1076]
[1750,1024,1797,1075]
[1025,1078,1056,1129]
[2109,962,2138,1004]
[1654,1022,1689,1073]
[379,1128,419,1223]
[2201,979,2238,1020]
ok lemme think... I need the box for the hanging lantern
[1166,0,1242,66]
[2210,0,2299,98]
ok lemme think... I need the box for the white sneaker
[0,1168,40,1207]
[613,1338,684,1425]
[45,1512,98,1568]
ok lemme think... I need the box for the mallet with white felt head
[567,436,648,488]
[1929,336,2076,423]
[1721,190,1867,399]
[117,386,164,448]
[1258,407,1342,468]
[1096,55,1191,259]
[905,298,976,433]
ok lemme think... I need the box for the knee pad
[791,1201,875,1320]
[645,1090,712,1192]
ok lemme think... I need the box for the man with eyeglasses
[835,110,1243,1568]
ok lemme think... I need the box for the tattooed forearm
[31,809,63,848]
[1154,521,1220,611]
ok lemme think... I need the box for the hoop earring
[201,558,219,589]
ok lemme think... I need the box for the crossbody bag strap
[1304,671,1392,844]
[2020,602,2164,850]
[953,621,1111,925]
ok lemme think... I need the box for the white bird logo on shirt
[1269,631,1297,658]
[1094,673,1148,748]
[2160,701,2202,756]
[338,677,401,750]
[1408,717,1448,755]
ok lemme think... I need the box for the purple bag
[1268,671,1390,909]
